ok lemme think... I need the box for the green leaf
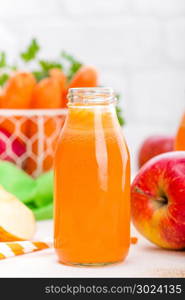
[0,52,17,71]
[34,171,53,208]
[32,60,63,82]
[115,93,125,126]
[39,60,63,72]
[61,51,82,81]
[116,106,125,126]
[32,70,48,82]
[20,38,40,62]
[0,73,9,86]
[0,52,7,68]
[0,160,36,204]
[61,51,78,63]
[32,203,53,220]
[10,65,18,71]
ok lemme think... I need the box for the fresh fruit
[0,72,36,109]
[49,68,66,86]
[62,66,98,107]
[49,68,67,108]
[0,128,26,163]
[68,65,98,88]
[0,39,124,125]
[0,72,36,139]
[0,185,36,241]
[138,135,174,168]
[131,151,185,249]
[0,40,123,177]
[31,77,61,109]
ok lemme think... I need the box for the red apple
[0,128,26,163]
[138,135,174,168]
[131,151,185,249]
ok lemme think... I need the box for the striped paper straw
[0,237,138,260]
[0,241,52,260]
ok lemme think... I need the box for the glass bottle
[54,87,130,266]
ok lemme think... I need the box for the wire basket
[0,109,67,177]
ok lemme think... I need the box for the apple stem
[134,186,168,205]
[134,186,155,198]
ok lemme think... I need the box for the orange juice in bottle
[175,113,185,150]
[54,87,130,266]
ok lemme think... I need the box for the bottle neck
[66,87,119,130]
[66,103,119,130]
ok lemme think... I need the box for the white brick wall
[63,0,131,15]
[10,17,163,68]
[0,0,184,171]
[132,0,185,17]
[165,18,185,63]
[0,0,62,16]
[130,69,185,124]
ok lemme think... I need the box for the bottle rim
[67,87,117,106]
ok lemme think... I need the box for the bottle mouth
[67,87,117,106]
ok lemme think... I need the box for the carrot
[68,66,98,88]
[62,66,99,107]
[49,68,67,108]
[1,72,36,109]
[49,68,67,90]
[0,72,36,139]
[31,77,61,109]
[25,76,65,176]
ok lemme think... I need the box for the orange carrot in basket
[1,72,36,109]
[68,66,98,88]
[63,66,99,107]
[0,72,36,138]
[31,77,61,109]
[49,68,67,90]
[49,68,67,108]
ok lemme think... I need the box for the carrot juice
[175,113,185,150]
[54,88,130,266]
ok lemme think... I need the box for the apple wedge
[0,186,36,241]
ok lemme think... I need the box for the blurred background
[0,0,185,171]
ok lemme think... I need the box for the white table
[0,220,184,278]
